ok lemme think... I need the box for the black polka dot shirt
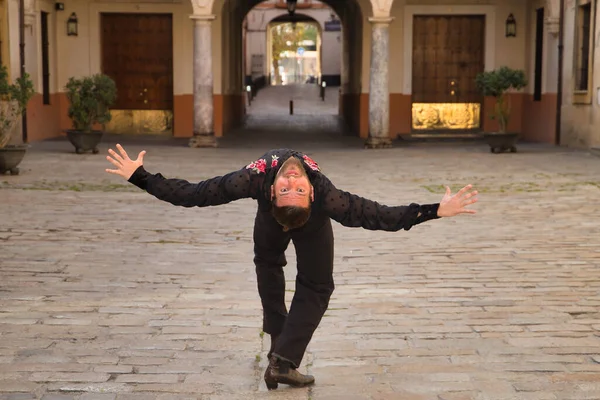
[128,148,440,231]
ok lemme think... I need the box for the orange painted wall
[362,93,540,139]
[484,93,556,143]
[214,93,245,137]
[389,94,412,137]
[482,93,525,134]
[482,93,556,143]
[25,93,64,142]
[57,93,71,132]
[172,94,246,138]
[26,93,246,141]
[346,93,412,138]
[173,94,193,138]
[28,91,554,144]
[521,94,557,144]
[172,94,245,138]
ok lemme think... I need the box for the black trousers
[253,208,335,368]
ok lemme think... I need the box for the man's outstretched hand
[437,184,478,217]
[105,144,146,180]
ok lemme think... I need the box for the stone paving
[2,89,600,399]
[247,85,339,117]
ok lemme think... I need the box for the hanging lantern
[67,12,78,36]
[505,13,516,37]
[286,0,297,16]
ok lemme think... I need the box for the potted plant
[65,74,117,154]
[0,65,35,175]
[475,66,528,153]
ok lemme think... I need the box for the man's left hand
[437,184,478,217]
[105,144,146,180]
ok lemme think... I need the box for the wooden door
[101,13,173,111]
[413,15,484,104]
[412,15,485,130]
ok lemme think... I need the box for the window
[573,0,596,103]
[534,8,544,101]
[41,11,50,105]
[576,2,591,91]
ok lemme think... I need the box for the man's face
[271,157,314,208]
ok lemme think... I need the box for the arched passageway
[264,14,323,86]
[242,10,340,141]
[206,0,365,145]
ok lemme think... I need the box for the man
[105,145,478,390]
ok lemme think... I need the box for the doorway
[101,13,174,134]
[411,15,485,131]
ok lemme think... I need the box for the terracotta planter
[65,130,103,154]
[484,132,519,153]
[0,144,28,175]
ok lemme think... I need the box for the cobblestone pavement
[246,85,339,117]
[2,102,600,399]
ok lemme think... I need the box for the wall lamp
[505,13,516,37]
[67,12,78,36]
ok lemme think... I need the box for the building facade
[1,0,581,149]
[560,0,599,148]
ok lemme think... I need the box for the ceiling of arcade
[191,0,377,20]
[190,0,561,21]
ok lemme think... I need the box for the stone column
[365,17,393,149]
[189,15,217,148]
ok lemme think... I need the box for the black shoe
[264,356,315,390]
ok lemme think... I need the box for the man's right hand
[105,144,146,180]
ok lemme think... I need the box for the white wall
[7,0,21,81]
[23,7,38,91]
[560,0,600,148]
[321,27,341,76]
[526,0,559,95]
[388,0,530,95]
[42,0,197,95]
[15,0,58,94]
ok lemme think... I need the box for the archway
[212,0,365,139]
[266,13,323,86]
[243,8,338,122]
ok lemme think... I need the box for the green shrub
[476,66,528,133]
[66,74,117,132]
[0,65,35,148]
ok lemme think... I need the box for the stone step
[398,132,486,143]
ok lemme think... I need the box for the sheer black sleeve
[317,175,440,231]
[127,166,262,208]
